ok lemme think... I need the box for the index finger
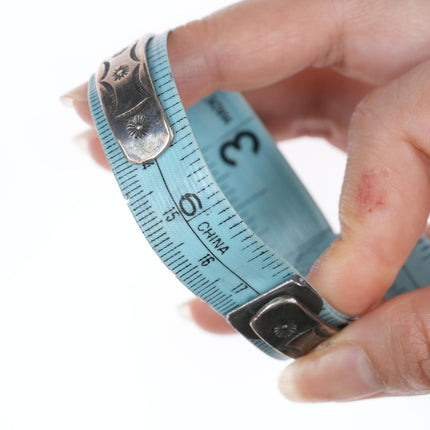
[168,0,430,107]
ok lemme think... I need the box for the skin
[64,0,430,402]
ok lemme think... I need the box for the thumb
[279,286,430,402]
[307,59,430,316]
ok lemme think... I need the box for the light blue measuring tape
[88,33,430,359]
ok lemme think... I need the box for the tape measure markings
[88,33,430,358]
[154,157,261,299]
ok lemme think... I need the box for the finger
[308,60,430,316]
[73,129,110,169]
[243,68,371,149]
[279,286,430,402]
[63,67,371,146]
[179,299,236,334]
[426,224,430,239]
[62,84,109,169]
[68,69,366,332]
[61,83,94,126]
[65,0,430,116]
[85,129,109,169]
[169,0,430,107]
[63,68,371,173]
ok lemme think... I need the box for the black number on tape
[220,131,260,166]
[142,161,154,170]
[179,193,203,217]
[164,207,180,222]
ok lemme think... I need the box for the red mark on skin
[358,169,390,215]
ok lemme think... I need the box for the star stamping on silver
[95,35,174,164]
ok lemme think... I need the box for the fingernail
[73,130,92,152]
[177,302,193,321]
[279,344,384,402]
[60,83,88,107]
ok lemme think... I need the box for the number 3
[220,131,260,166]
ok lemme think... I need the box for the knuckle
[195,16,224,88]
[348,90,390,140]
[204,23,225,88]
[313,0,347,68]
[407,309,430,390]
[177,17,224,87]
[349,96,371,130]
[314,0,373,69]
[391,298,430,393]
[347,96,376,144]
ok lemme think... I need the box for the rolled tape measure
[88,33,430,359]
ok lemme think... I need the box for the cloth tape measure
[88,32,430,359]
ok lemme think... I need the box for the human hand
[63,0,430,402]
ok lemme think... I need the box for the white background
[1,0,429,429]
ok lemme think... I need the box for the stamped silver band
[95,35,174,164]
[89,33,354,359]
